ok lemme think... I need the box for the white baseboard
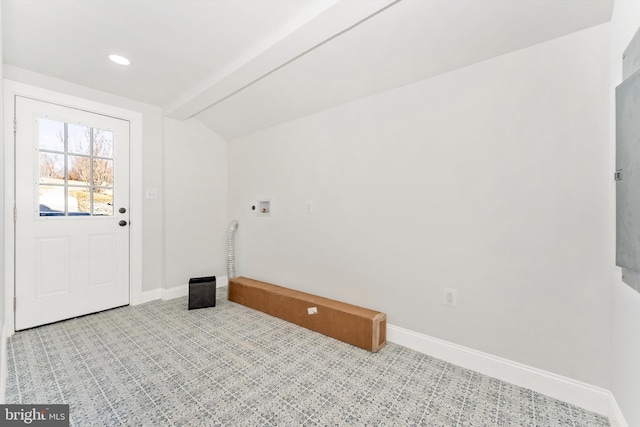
[139,289,162,304]
[608,392,629,427]
[217,275,229,288]
[161,284,188,301]
[0,321,10,404]
[387,324,618,420]
[138,275,229,303]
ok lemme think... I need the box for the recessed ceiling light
[109,54,130,66]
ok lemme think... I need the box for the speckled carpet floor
[5,287,609,426]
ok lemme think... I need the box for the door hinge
[13,118,16,133]
[13,207,17,222]
[13,297,16,311]
[615,170,623,181]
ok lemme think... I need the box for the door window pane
[38,185,65,216]
[93,128,114,158]
[38,118,64,152]
[93,189,113,216]
[68,187,90,214]
[67,155,91,185]
[39,153,64,183]
[68,123,91,155]
[93,159,113,187]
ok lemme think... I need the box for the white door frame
[3,80,144,335]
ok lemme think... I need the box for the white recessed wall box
[252,199,271,217]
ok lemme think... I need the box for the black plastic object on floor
[188,276,216,310]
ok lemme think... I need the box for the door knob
[119,207,126,214]
[119,220,128,227]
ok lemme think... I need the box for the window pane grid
[38,117,114,217]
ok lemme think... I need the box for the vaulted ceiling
[3,0,614,140]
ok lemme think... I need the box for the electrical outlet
[443,288,457,307]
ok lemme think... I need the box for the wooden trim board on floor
[228,276,386,352]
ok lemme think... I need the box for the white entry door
[14,96,130,330]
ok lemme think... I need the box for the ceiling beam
[163,0,400,121]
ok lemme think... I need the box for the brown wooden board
[228,277,386,352]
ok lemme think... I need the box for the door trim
[3,80,144,334]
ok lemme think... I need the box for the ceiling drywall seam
[164,0,401,121]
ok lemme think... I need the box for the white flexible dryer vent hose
[226,220,239,279]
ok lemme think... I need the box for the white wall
[228,24,611,388]
[610,1,640,425]
[163,117,228,287]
